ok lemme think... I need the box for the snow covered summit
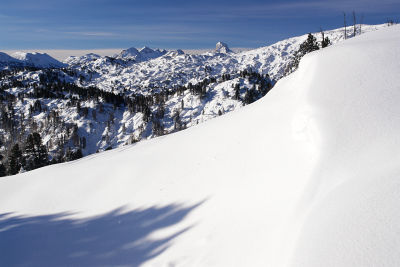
[11,52,66,68]
[64,53,101,65]
[215,41,232,53]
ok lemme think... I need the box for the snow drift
[1,25,400,267]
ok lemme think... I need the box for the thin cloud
[232,0,400,15]
[65,31,117,37]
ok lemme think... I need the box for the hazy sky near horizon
[1,0,399,50]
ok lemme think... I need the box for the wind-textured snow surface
[1,25,400,266]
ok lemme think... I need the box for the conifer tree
[286,33,320,74]
[24,132,48,171]
[321,37,331,48]
[0,163,6,177]
[233,84,240,100]
[8,144,22,175]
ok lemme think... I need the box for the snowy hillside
[0,52,23,69]
[0,65,272,162]
[1,24,400,266]
[64,53,102,65]
[0,52,21,63]
[11,52,67,68]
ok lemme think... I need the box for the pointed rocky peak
[215,42,232,53]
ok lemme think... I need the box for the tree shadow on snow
[0,201,204,266]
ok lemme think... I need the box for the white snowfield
[1,25,400,267]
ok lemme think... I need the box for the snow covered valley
[1,24,400,266]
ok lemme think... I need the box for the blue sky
[0,0,399,50]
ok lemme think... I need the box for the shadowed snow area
[1,25,400,266]
[0,202,202,266]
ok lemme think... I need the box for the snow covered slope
[0,52,23,69]
[1,25,400,267]
[0,52,21,63]
[287,25,400,267]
